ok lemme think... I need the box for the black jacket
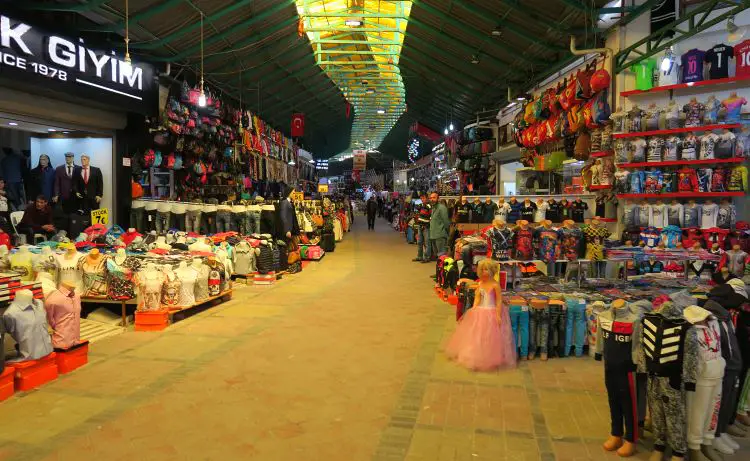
[72,166,104,209]
[366,200,378,216]
[276,198,299,237]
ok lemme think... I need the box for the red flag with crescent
[291,113,305,137]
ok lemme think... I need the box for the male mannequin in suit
[73,154,103,212]
[53,152,81,213]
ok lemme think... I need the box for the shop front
[0,12,158,233]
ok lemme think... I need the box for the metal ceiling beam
[204,17,301,67]
[264,84,343,113]
[303,13,407,19]
[560,0,588,12]
[21,0,110,12]
[84,0,184,32]
[399,48,488,89]
[497,0,572,36]
[132,0,257,50]
[262,66,327,94]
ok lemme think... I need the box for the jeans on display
[548,304,565,357]
[564,299,587,357]
[171,212,185,232]
[246,211,261,235]
[185,210,202,234]
[431,237,447,257]
[144,209,157,232]
[546,261,557,277]
[155,211,171,234]
[129,207,144,232]
[231,212,246,234]
[687,375,723,450]
[555,262,568,278]
[605,370,638,443]
[509,303,529,358]
[201,211,216,235]
[592,261,607,278]
[416,226,432,261]
[216,211,232,234]
[529,306,550,357]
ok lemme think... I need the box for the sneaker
[712,436,734,455]
[720,433,739,450]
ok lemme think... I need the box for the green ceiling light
[296,0,411,152]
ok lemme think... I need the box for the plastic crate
[135,310,169,332]
[7,353,58,392]
[0,367,14,401]
[55,341,90,374]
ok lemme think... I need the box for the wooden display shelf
[167,289,233,319]
[590,150,614,158]
[620,75,750,97]
[618,158,746,168]
[613,124,741,139]
[616,192,745,199]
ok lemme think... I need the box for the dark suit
[276,198,299,239]
[53,164,81,212]
[72,166,103,212]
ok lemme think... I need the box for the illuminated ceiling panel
[296,0,411,155]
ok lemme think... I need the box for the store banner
[291,113,305,137]
[353,150,367,170]
[0,14,158,114]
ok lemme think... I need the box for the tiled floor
[1,218,748,460]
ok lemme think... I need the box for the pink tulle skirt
[445,306,517,371]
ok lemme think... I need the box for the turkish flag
[291,113,305,137]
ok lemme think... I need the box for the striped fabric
[642,313,687,370]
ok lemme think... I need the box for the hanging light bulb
[121,0,132,75]
[444,128,449,135]
[198,85,207,107]
[449,123,454,131]
[198,12,206,107]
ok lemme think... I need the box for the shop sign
[353,150,367,170]
[90,208,109,225]
[0,15,158,113]
[318,184,329,193]
[290,191,304,202]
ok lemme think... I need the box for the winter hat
[684,305,712,324]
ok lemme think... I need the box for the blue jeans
[171,212,185,232]
[417,226,432,260]
[509,304,529,358]
[216,211,232,233]
[246,211,261,235]
[564,299,587,357]
[548,304,565,357]
[155,211,170,234]
[231,212,245,234]
[529,306,550,356]
[185,210,202,234]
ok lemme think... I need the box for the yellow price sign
[318,184,329,193]
[90,208,109,225]
[290,191,304,202]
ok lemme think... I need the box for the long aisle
[1,218,746,461]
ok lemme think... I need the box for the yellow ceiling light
[296,0,411,154]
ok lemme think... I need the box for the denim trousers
[564,299,587,357]
[417,226,432,260]
[246,211,261,235]
[592,261,607,278]
[171,212,185,232]
[231,212,246,234]
[144,209,157,232]
[155,211,171,234]
[185,210,202,234]
[529,307,550,356]
[201,211,216,235]
[548,305,566,357]
[431,237,447,257]
[216,211,232,233]
[129,207,144,232]
[546,261,557,277]
[509,304,530,358]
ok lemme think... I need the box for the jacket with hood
[703,299,743,372]
[708,278,748,310]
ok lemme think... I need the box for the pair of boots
[603,436,635,457]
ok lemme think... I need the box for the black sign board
[0,14,158,114]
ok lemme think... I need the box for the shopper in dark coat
[277,185,300,240]
[366,196,378,230]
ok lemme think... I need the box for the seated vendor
[18,195,56,242]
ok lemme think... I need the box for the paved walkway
[1,218,748,460]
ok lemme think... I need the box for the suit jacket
[53,165,81,200]
[73,166,104,201]
[276,199,299,237]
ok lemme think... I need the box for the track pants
[716,370,740,436]
[529,307,549,356]
[687,358,725,450]
[605,369,638,443]
[508,304,529,358]
[564,299,587,357]
[649,375,687,457]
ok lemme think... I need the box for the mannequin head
[41,246,53,255]
[733,244,741,251]
[692,241,702,251]
[39,154,50,168]
[64,152,74,166]
[18,245,30,254]
[517,219,529,228]
[563,219,575,228]
[485,197,492,204]
[81,154,90,168]
[12,289,34,306]
[542,219,552,228]
[591,217,601,227]
[88,249,101,260]
[492,218,505,229]
[460,195,467,204]
[612,299,626,309]
[476,259,499,283]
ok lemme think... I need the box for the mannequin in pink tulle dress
[446,259,517,371]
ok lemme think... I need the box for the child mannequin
[445,259,516,371]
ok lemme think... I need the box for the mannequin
[44,280,81,349]
[231,201,247,234]
[700,200,718,229]
[36,272,57,299]
[595,299,638,457]
[610,106,628,133]
[512,220,534,260]
[56,245,83,291]
[189,237,212,253]
[519,198,536,223]
[470,197,483,224]
[721,91,747,122]
[171,201,188,232]
[496,198,511,223]
[665,100,680,129]
[488,218,513,261]
[33,246,60,281]
[650,199,667,228]
[156,201,173,234]
[73,154,103,212]
[175,261,198,306]
[80,249,107,298]
[482,197,498,223]
[202,199,218,235]
[26,154,56,202]
[0,245,9,271]
[10,245,35,281]
[3,289,53,361]
[247,198,262,235]
[571,198,588,223]
[558,220,583,275]
[534,220,559,276]
[545,198,560,223]
[106,248,142,300]
[135,263,166,311]
[144,200,159,232]
[645,102,661,131]
[160,265,181,308]
[628,104,644,132]
[507,197,522,224]
[192,258,210,302]
[130,198,146,232]
[534,198,548,223]
[667,200,684,227]
[683,97,705,128]
[233,240,260,275]
[454,196,471,224]
[722,244,748,277]
[717,199,736,229]
[591,159,603,186]
[704,95,721,125]
[53,152,81,212]
[683,306,725,461]
[584,218,611,277]
[683,200,701,228]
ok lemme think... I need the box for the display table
[81,297,135,327]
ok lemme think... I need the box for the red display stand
[617,192,744,199]
[0,367,14,401]
[590,150,614,158]
[620,75,750,97]
[613,123,741,139]
[135,310,170,331]
[7,353,58,392]
[617,158,745,168]
[55,341,90,374]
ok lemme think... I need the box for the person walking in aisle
[377,195,384,217]
[366,196,378,230]
[413,193,432,263]
[429,192,450,257]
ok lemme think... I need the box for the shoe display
[602,435,623,451]
[719,433,739,450]
[712,436,734,455]
[701,443,726,460]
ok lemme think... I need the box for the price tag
[521,305,529,312]
[90,208,109,225]
[318,184,329,193]
[290,191,304,202]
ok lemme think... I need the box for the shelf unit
[617,158,746,168]
[589,185,612,191]
[616,192,744,199]
[621,75,750,97]
[590,151,614,158]
[613,124,741,139]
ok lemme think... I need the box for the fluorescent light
[517,96,526,101]
[8,122,18,126]
[377,109,386,114]
[345,19,363,27]
[62,131,69,134]
[47,128,56,132]
[288,160,296,166]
